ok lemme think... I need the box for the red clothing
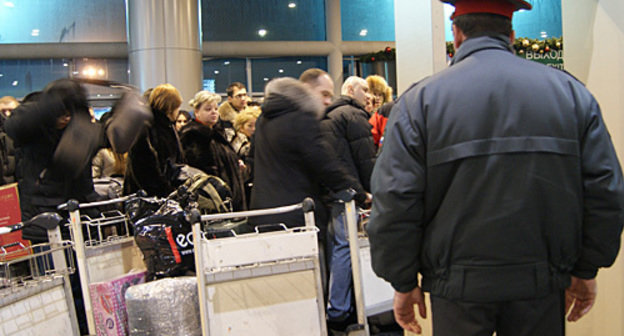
[369,111,388,148]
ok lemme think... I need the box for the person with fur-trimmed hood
[180,91,247,211]
[250,77,365,233]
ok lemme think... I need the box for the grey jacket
[367,35,624,302]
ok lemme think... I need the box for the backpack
[93,176,124,200]
[174,172,233,215]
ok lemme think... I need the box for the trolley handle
[191,197,315,224]
[331,188,357,203]
[0,241,26,254]
[57,191,145,211]
[254,223,289,233]
[0,212,64,235]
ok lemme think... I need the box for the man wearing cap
[367,0,624,335]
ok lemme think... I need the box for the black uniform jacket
[367,35,624,302]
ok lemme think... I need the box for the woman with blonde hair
[179,90,247,210]
[124,83,184,196]
[366,75,394,148]
[231,106,260,157]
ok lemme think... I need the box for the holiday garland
[358,37,562,62]
[447,37,563,58]
[359,47,395,63]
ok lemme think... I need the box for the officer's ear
[452,23,467,50]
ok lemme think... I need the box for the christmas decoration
[446,37,563,59]
[359,47,396,63]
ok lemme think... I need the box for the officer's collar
[450,34,513,66]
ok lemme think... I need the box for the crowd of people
[0,70,395,334]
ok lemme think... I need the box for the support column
[326,0,343,96]
[394,0,446,95]
[563,1,624,334]
[126,0,202,109]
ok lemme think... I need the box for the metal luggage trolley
[337,192,395,336]
[191,198,328,336]
[0,214,79,335]
[58,196,146,335]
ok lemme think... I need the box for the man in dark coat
[367,1,624,335]
[250,77,365,234]
[321,75,376,329]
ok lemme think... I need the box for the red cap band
[452,0,516,19]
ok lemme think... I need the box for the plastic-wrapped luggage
[125,277,200,336]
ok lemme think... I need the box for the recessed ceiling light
[0,74,4,77]
[258,29,267,37]
[359,29,368,37]
[224,61,230,65]
[11,81,18,86]
[278,69,284,73]
[288,2,296,8]
[214,70,220,74]
[31,29,40,37]
[264,78,269,81]
[296,60,302,65]
[63,63,68,67]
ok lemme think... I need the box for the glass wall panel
[0,0,126,43]
[341,0,395,41]
[250,56,327,94]
[443,1,563,41]
[203,58,247,94]
[201,0,326,41]
[0,59,68,98]
[0,58,128,99]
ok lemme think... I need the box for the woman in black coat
[180,91,246,211]
[123,84,184,197]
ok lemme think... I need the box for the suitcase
[125,277,200,336]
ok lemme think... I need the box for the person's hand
[565,276,597,322]
[394,287,427,334]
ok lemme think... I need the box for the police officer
[367,0,624,335]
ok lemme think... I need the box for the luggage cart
[191,198,328,336]
[336,192,395,336]
[0,214,79,335]
[58,196,147,336]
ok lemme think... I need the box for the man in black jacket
[322,76,376,330]
[250,77,365,230]
[367,1,624,335]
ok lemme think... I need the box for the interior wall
[563,0,624,334]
